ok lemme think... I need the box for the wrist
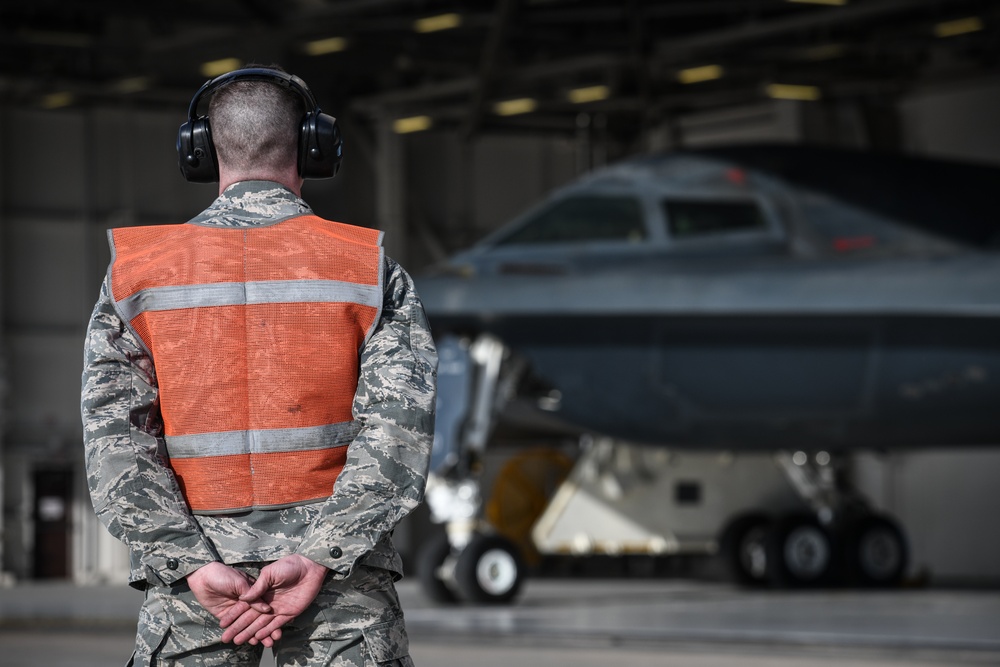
[187,561,226,582]
[289,553,329,574]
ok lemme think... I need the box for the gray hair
[209,69,303,173]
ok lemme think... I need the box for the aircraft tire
[766,514,835,587]
[416,531,459,604]
[720,513,772,586]
[843,514,908,587]
[454,533,524,604]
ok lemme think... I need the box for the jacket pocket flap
[362,616,410,662]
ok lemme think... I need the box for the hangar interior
[0,0,999,585]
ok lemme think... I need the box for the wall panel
[5,111,87,213]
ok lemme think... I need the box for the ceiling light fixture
[393,116,433,134]
[200,58,242,78]
[677,65,724,84]
[934,17,984,38]
[766,83,822,101]
[493,98,537,116]
[114,76,151,94]
[568,85,610,103]
[305,37,348,56]
[41,92,75,109]
[414,13,462,33]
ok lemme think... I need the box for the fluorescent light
[200,58,242,78]
[41,92,74,109]
[493,98,537,116]
[393,116,433,134]
[114,76,151,94]
[567,85,610,103]
[786,0,848,6]
[414,13,462,33]
[934,17,984,38]
[677,65,724,84]
[766,83,821,101]
[305,37,348,55]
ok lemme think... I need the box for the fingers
[233,612,288,646]
[251,615,292,645]
[217,601,271,626]
[239,569,274,604]
[247,599,273,614]
[218,601,250,629]
[221,608,265,644]
[253,629,281,649]
[219,605,284,644]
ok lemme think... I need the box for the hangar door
[33,468,72,579]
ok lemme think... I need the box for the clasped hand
[186,555,329,647]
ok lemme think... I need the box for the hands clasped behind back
[186,555,329,648]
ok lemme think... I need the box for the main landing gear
[719,451,908,588]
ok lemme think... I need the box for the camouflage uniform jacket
[82,181,438,590]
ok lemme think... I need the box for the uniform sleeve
[81,277,220,589]
[295,257,438,576]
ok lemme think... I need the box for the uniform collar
[187,181,313,227]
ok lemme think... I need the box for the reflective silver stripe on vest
[117,279,381,323]
[165,421,362,459]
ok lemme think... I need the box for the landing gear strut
[419,334,529,604]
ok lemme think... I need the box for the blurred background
[1,1,999,665]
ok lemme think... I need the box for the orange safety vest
[108,215,383,514]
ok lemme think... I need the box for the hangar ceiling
[1,0,998,142]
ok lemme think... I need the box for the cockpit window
[663,199,768,239]
[496,196,646,245]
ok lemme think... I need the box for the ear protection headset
[176,68,342,183]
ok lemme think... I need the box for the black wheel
[844,514,908,587]
[416,531,459,604]
[454,533,524,604]
[720,514,771,585]
[766,514,835,587]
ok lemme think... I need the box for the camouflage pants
[127,563,414,667]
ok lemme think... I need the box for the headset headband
[186,68,319,120]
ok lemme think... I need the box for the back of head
[208,65,304,175]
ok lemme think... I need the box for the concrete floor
[1,578,998,666]
[2,630,1000,667]
[399,579,1000,652]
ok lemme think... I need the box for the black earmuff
[177,68,342,183]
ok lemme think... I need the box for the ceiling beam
[352,52,627,111]
[652,0,970,62]
[462,0,519,139]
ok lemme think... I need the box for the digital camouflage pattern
[187,181,313,227]
[82,181,436,665]
[133,563,413,667]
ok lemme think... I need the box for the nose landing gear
[416,527,525,604]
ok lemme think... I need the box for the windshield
[495,195,646,245]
